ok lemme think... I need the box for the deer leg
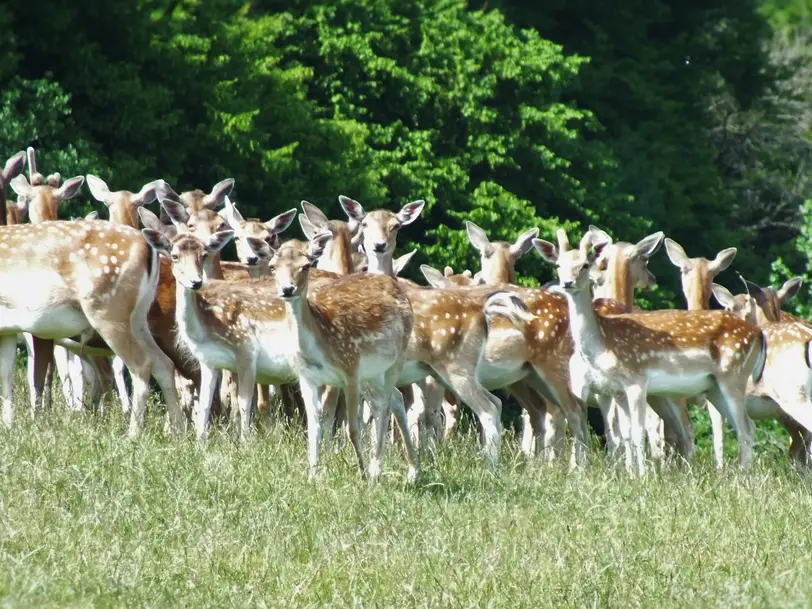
[706,399,726,469]
[708,382,754,469]
[403,382,424,451]
[194,363,219,441]
[542,409,566,462]
[342,375,367,477]
[645,406,665,461]
[388,386,421,482]
[623,385,648,476]
[257,384,271,424]
[649,397,695,461]
[367,383,390,481]
[112,356,131,413]
[321,386,341,443]
[441,390,459,439]
[780,415,809,465]
[299,377,324,480]
[236,362,256,441]
[507,382,548,458]
[0,336,17,426]
[437,367,502,468]
[422,376,445,447]
[25,334,52,415]
[51,345,75,410]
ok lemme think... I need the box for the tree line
[2,0,811,308]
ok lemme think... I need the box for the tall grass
[1,369,811,608]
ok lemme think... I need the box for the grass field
[3,369,812,608]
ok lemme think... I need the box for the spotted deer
[589,227,695,462]
[0,219,183,435]
[0,151,26,226]
[664,237,739,467]
[712,278,812,463]
[9,147,87,413]
[535,229,765,475]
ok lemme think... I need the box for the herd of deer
[1,147,811,481]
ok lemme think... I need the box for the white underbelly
[745,395,781,420]
[477,360,526,390]
[397,361,430,386]
[646,370,713,397]
[0,304,89,338]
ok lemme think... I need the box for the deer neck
[283,291,328,364]
[483,255,514,285]
[203,253,224,280]
[319,227,354,275]
[366,252,395,276]
[563,285,607,362]
[599,254,634,308]
[174,282,207,345]
[247,264,263,280]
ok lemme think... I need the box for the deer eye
[393,222,402,231]
[218,224,227,232]
[302,262,312,271]
[582,263,589,270]
[171,253,179,261]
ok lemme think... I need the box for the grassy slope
[2,372,812,608]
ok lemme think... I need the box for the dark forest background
[4,0,812,310]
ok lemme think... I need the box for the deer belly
[477,360,526,390]
[646,370,713,397]
[358,353,399,380]
[0,304,89,338]
[255,349,295,383]
[745,395,781,420]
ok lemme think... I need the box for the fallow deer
[664,237,738,467]
[535,229,765,475]
[0,220,183,436]
[712,278,812,463]
[9,147,87,413]
[589,227,695,463]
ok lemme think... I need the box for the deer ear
[339,195,365,221]
[465,221,494,257]
[203,178,234,210]
[396,200,425,225]
[664,238,690,270]
[54,176,85,201]
[86,175,111,204]
[308,231,333,260]
[708,247,737,275]
[509,227,539,260]
[298,214,319,240]
[245,236,273,260]
[2,151,25,182]
[533,238,559,264]
[137,206,163,230]
[142,228,172,254]
[632,231,664,259]
[84,210,100,221]
[266,208,297,235]
[711,283,737,310]
[300,200,330,229]
[206,230,234,253]
[462,269,473,279]
[132,179,162,206]
[9,174,34,198]
[778,277,803,305]
[158,195,190,227]
[393,249,417,276]
[588,225,613,248]
[14,195,28,218]
[421,264,453,288]
[443,266,454,277]
[743,278,769,309]
[221,196,244,230]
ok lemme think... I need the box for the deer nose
[281,285,295,297]
[190,278,203,290]
[373,241,387,253]
[562,280,575,290]
[246,256,258,266]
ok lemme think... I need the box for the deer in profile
[0,218,184,436]
[712,277,812,464]
[536,228,765,475]
[9,147,86,413]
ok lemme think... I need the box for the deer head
[299,200,356,274]
[9,147,84,223]
[465,220,538,284]
[710,284,761,325]
[86,175,163,228]
[420,264,475,288]
[664,237,737,310]
[735,276,803,323]
[533,229,607,293]
[339,195,424,271]
[270,232,333,299]
[156,178,235,213]
[587,225,663,305]
[221,196,296,266]
[142,223,234,291]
